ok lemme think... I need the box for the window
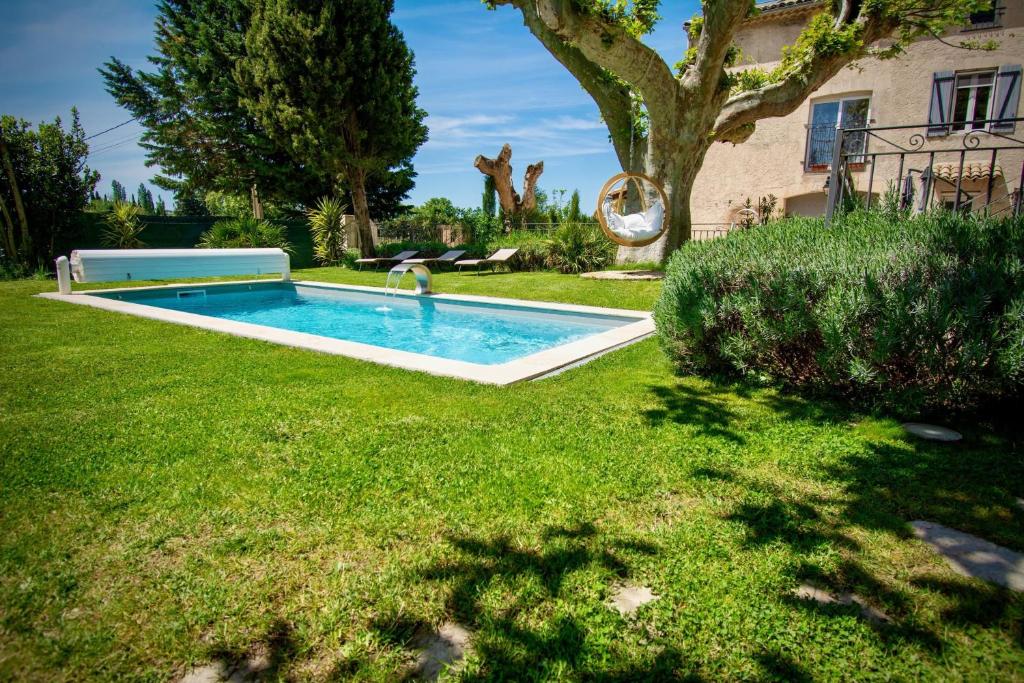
[965,1,1002,30]
[941,192,976,214]
[952,71,996,131]
[805,96,870,171]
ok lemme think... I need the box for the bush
[197,217,292,253]
[307,197,348,265]
[545,222,615,274]
[654,211,1024,414]
[487,230,549,271]
[101,201,145,249]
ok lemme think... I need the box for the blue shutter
[927,71,955,137]
[992,65,1021,132]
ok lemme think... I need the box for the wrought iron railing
[824,117,1024,224]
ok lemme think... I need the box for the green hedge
[68,214,316,268]
[654,211,1024,414]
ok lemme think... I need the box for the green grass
[1,267,1022,681]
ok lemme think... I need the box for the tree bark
[345,167,375,258]
[0,193,17,258]
[0,138,30,256]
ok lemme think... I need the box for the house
[690,0,1024,228]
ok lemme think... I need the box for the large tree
[235,0,427,256]
[100,0,417,217]
[0,110,98,268]
[486,0,987,261]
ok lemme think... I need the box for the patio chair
[402,250,467,270]
[355,250,419,271]
[455,248,519,275]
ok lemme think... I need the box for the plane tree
[485,0,988,260]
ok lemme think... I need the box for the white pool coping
[36,279,655,385]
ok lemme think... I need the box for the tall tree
[136,183,156,214]
[235,0,427,256]
[0,110,98,267]
[111,179,127,203]
[100,0,418,216]
[486,0,988,261]
[482,175,497,217]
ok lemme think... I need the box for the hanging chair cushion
[602,196,665,243]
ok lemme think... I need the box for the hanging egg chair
[596,172,669,248]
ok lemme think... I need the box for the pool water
[99,283,637,365]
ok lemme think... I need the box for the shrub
[197,217,292,253]
[654,211,1024,414]
[545,222,615,274]
[101,201,145,249]
[488,230,549,271]
[307,197,349,265]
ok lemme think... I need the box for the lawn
[1,267,1022,681]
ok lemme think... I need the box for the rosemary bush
[655,211,1024,413]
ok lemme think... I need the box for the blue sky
[1,0,699,212]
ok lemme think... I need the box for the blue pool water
[99,283,636,365]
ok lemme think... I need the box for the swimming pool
[42,280,653,384]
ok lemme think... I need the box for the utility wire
[84,117,139,141]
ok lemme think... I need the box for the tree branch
[498,1,636,168]
[713,10,899,142]
[682,0,754,101]
[496,0,678,123]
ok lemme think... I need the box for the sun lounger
[355,250,419,270]
[402,250,467,270]
[455,248,519,274]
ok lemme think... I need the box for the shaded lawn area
[1,267,1022,680]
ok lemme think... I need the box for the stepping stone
[413,622,471,681]
[180,663,229,683]
[178,654,269,683]
[911,520,1024,591]
[793,584,891,624]
[607,583,659,616]
[902,423,962,442]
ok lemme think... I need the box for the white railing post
[55,256,72,294]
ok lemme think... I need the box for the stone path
[607,583,659,616]
[793,584,891,624]
[580,270,663,281]
[911,520,1024,591]
[413,622,472,681]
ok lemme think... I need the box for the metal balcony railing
[824,117,1024,224]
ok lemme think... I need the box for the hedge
[654,211,1024,414]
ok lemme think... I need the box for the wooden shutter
[992,65,1022,132]
[926,71,955,137]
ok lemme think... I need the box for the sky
[0,0,699,213]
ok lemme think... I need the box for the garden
[3,0,1024,680]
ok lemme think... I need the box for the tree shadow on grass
[204,617,298,681]
[710,429,1024,653]
[358,522,704,680]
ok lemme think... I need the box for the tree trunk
[0,139,30,257]
[474,144,544,231]
[346,167,375,258]
[250,183,264,219]
[614,132,702,265]
[0,193,17,258]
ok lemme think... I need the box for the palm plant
[197,217,292,252]
[101,201,145,249]
[546,222,614,274]
[307,197,349,265]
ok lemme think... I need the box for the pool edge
[35,280,655,385]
